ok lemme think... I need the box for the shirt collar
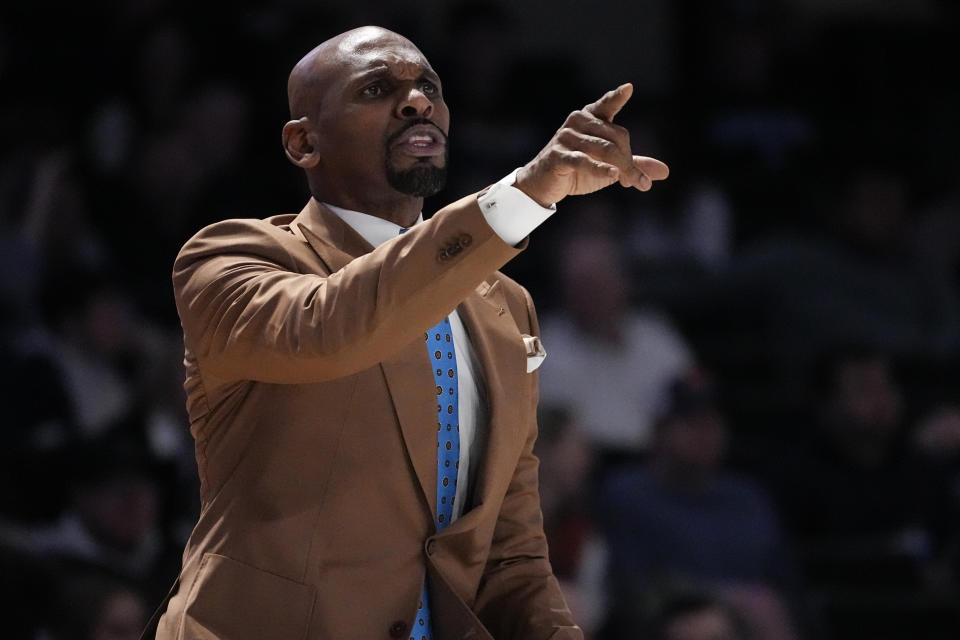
[322,202,424,248]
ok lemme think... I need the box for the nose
[396,87,433,119]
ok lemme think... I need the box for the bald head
[287,26,424,119]
[281,27,450,224]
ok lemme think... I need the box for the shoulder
[174,214,303,268]
[178,214,300,253]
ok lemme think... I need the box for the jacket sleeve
[473,285,583,640]
[173,194,523,386]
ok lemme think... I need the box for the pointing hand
[514,83,669,207]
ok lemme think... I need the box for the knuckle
[548,149,569,166]
[596,137,615,151]
[592,135,621,159]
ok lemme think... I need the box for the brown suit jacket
[155,193,581,639]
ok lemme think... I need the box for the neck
[309,176,423,227]
[325,194,422,227]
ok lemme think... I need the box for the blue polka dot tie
[401,229,460,640]
[410,318,459,640]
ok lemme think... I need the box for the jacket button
[389,620,408,637]
[426,539,437,555]
[459,234,472,247]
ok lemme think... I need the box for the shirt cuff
[477,169,557,246]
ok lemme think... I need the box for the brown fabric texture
[156,194,581,639]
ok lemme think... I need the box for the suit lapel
[442,278,528,538]
[291,198,373,274]
[381,339,439,520]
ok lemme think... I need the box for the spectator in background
[539,230,692,457]
[0,428,180,602]
[716,163,960,377]
[0,296,75,522]
[44,569,149,640]
[599,369,798,640]
[621,117,734,277]
[536,405,605,635]
[761,347,958,591]
[1,149,108,312]
[33,270,141,438]
[603,581,748,640]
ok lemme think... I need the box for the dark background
[1,1,959,638]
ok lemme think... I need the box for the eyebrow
[350,65,441,87]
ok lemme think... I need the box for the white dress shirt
[324,170,554,520]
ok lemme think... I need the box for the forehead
[334,32,436,80]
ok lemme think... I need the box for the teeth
[409,135,433,144]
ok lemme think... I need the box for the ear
[282,118,321,168]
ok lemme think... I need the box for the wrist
[513,165,555,209]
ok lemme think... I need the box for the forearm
[175,193,523,385]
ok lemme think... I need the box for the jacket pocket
[183,553,315,640]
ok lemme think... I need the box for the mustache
[386,118,448,147]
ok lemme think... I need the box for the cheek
[319,109,389,151]
[435,102,451,130]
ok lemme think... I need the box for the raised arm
[174,194,521,386]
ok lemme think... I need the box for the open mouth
[390,123,447,158]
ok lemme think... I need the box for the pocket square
[521,334,546,373]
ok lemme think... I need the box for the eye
[362,82,386,97]
[419,80,439,96]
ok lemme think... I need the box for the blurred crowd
[2,0,960,638]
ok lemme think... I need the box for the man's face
[310,32,450,199]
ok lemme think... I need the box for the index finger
[584,83,633,123]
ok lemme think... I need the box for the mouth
[390,122,447,158]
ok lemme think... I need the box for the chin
[386,157,448,198]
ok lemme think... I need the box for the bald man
[154,26,667,640]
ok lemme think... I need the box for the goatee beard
[385,118,449,197]
[386,158,448,197]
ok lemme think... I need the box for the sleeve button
[388,620,408,637]
[459,234,472,247]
